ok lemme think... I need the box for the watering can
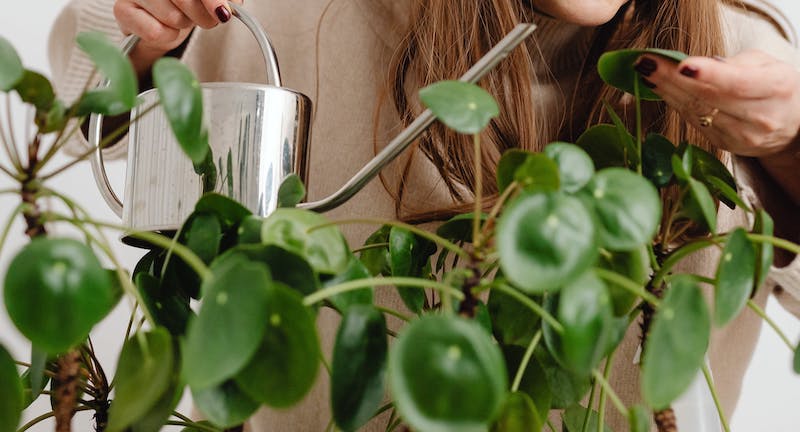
[89,3,536,245]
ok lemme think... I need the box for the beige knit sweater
[49,1,800,430]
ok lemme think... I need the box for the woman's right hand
[113,0,240,75]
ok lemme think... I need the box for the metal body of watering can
[90,3,537,245]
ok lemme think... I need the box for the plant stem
[492,282,564,334]
[511,330,542,392]
[581,381,598,432]
[701,364,731,432]
[17,407,93,432]
[304,277,464,307]
[747,233,800,256]
[596,353,616,432]
[482,181,519,239]
[165,421,221,432]
[320,352,332,376]
[634,77,643,175]
[351,242,390,254]
[375,305,411,322]
[3,94,23,171]
[0,203,27,254]
[652,239,718,287]
[747,300,794,350]
[472,133,483,249]
[594,268,661,306]
[591,367,628,418]
[310,218,470,260]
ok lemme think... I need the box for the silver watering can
[90,3,536,245]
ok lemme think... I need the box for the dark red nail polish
[642,78,657,89]
[215,5,231,23]
[634,57,657,77]
[680,65,699,78]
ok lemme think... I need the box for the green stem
[591,368,628,418]
[511,330,542,392]
[634,77,643,175]
[320,352,332,376]
[0,164,19,180]
[473,133,483,249]
[351,242,390,254]
[0,203,28,254]
[482,181,519,239]
[375,305,411,322]
[652,239,718,287]
[747,234,800,256]
[546,418,558,432]
[596,353,616,432]
[164,421,221,432]
[310,218,469,260]
[747,300,794,350]
[17,407,93,432]
[492,282,564,334]
[594,268,660,306]
[304,277,464,307]
[581,381,598,432]
[701,364,731,432]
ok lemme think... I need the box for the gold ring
[699,108,719,128]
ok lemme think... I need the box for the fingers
[115,2,184,49]
[169,0,223,29]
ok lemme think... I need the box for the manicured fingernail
[642,78,657,89]
[712,55,726,62]
[215,5,231,22]
[680,65,699,78]
[634,57,657,77]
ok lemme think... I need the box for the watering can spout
[299,23,537,213]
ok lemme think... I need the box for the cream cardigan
[49,1,800,430]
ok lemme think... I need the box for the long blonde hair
[384,0,781,223]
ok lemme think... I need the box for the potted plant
[0,31,797,432]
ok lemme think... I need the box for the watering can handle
[89,3,281,217]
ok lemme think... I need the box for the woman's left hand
[635,50,800,157]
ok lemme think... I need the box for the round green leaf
[490,392,542,432]
[497,192,598,294]
[714,228,756,326]
[502,346,551,416]
[642,133,675,187]
[419,80,500,134]
[261,208,349,275]
[130,373,183,432]
[0,36,23,91]
[183,257,271,390]
[4,238,117,354]
[488,287,540,347]
[389,227,436,313]
[332,305,388,432]
[389,315,507,432]
[14,70,55,111]
[497,150,531,193]
[534,348,591,409]
[753,210,774,291]
[562,405,611,432]
[234,283,320,407]
[436,213,488,243]
[682,178,717,233]
[576,124,637,170]
[278,174,306,208]
[558,272,613,375]
[153,57,208,164]
[682,145,738,209]
[642,276,710,409]
[107,329,175,432]
[195,193,252,230]
[597,247,651,316]
[325,256,374,313]
[584,168,662,251]
[629,405,651,432]
[192,380,260,428]
[75,32,138,115]
[0,344,22,432]
[237,215,264,245]
[215,244,320,298]
[135,273,191,336]
[544,142,595,193]
[598,48,688,100]
[359,225,391,276]
[513,153,561,193]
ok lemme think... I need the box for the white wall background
[0,1,799,431]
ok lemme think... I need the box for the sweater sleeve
[48,0,129,160]
[722,5,800,313]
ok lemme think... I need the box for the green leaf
[681,145,738,209]
[20,351,50,408]
[166,211,222,299]
[261,208,349,275]
[598,48,688,100]
[153,57,208,164]
[642,133,675,187]
[436,213,488,243]
[577,123,639,171]
[324,256,374,312]
[4,238,117,354]
[0,36,23,91]
[236,215,264,245]
[753,210,774,291]
[195,193,252,230]
[497,150,532,193]
[513,153,560,193]
[534,348,591,409]
[389,227,436,313]
[135,273,191,335]
[671,154,688,182]
[14,70,55,111]
[390,315,507,432]
[75,32,138,115]
[558,272,613,375]
[130,372,183,432]
[192,380,260,428]
[584,168,662,251]
[490,392,543,432]
[707,176,748,211]
[604,102,638,168]
[216,244,321,299]
[193,149,217,194]
[597,248,651,316]
[682,178,717,232]
[502,346,552,416]
[359,225,391,276]
[488,286,540,347]
[179,421,219,432]
[234,282,320,407]
[183,257,271,390]
[39,99,68,133]
[419,80,500,134]
[629,405,651,432]
[562,405,611,432]
[0,344,22,432]
[714,228,756,326]
[497,192,598,294]
[331,305,388,432]
[278,174,306,208]
[544,142,595,193]
[642,276,710,409]
[107,329,175,432]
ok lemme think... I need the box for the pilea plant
[0,29,798,432]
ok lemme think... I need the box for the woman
[49,0,800,430]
